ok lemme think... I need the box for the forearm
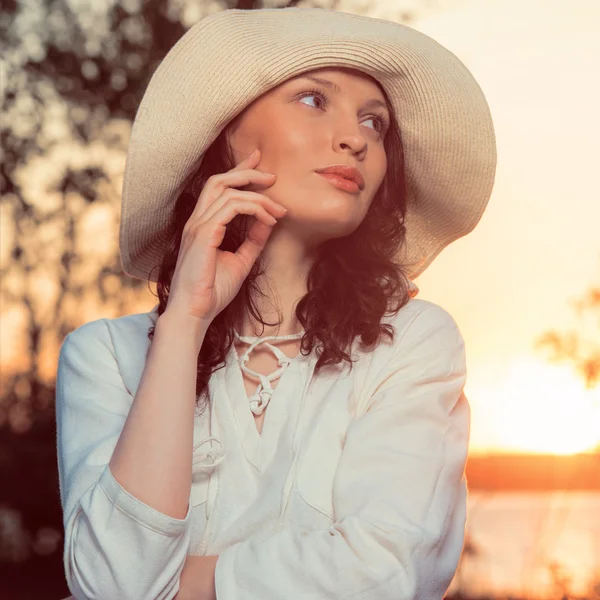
[108,308,209,520]
[58,556,218,600]
[177,555,219,600]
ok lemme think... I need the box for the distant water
[447,491,600,598]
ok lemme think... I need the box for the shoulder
[352,298,464,388]
[63,304,158,350]
[347,298,467,416]
[59,305,159,394]
[381,297,464,355]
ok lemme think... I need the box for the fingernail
[251,149,260,157]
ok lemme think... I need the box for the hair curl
[147,97,412,413]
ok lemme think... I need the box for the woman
[56,6,496,600]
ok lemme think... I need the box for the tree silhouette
[1,0,192,432]
[1,1,260,595]
[535,275,600,390]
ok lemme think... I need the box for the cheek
[377,150,388,181]
[258,133,313,182]
[372,155,388,194]
[280,133,315,162]
[263,120,313,152]
[365,152,387,194]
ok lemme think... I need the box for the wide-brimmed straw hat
[119,6,497,282]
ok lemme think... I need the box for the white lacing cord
[234,330,305,416]
[191,329,304,476]
[194,408,224,554]
[192,435,226,476]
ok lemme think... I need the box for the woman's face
[226,66,390,244]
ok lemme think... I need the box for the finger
[189,168,276,223]
[216,168,276,190]
[232,218,275,275]
[202,199,278,249]
[232,148,261,170]
[214,198,279,228]
[196,189,283,227]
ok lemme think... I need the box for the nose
[335,124,368,155]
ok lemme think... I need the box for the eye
[296,88,389,136]
[362,115,388,134]
[296,88,328,110]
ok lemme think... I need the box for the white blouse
[56,282,471,600]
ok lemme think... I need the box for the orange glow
[468,357,600,455]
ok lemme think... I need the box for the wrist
[156,308,211,353]
[177,555,218,600]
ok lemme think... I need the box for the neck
[235,224,315,338]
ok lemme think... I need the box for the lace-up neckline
[233,329,305,417]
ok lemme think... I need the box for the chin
[314,218,361,239]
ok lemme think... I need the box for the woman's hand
[165,148,287,325]
[175,555,220,600]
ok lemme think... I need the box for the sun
[468,356,600,455]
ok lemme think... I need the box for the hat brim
[120,7,497,282]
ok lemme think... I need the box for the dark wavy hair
[147,94,413,413]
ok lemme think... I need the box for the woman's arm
[59,555,219,600]
[108,308,208,519]
[56,308,209,600]
[175,555,220,600]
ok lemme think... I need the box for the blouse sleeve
[214,303,470,600]
[55,319,192,600]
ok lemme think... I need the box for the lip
[314,165,365,190]
[317,173,361,194]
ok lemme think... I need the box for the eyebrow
[296,75,390,114]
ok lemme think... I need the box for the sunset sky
[407,0,600,453]
[3,0,600,455]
